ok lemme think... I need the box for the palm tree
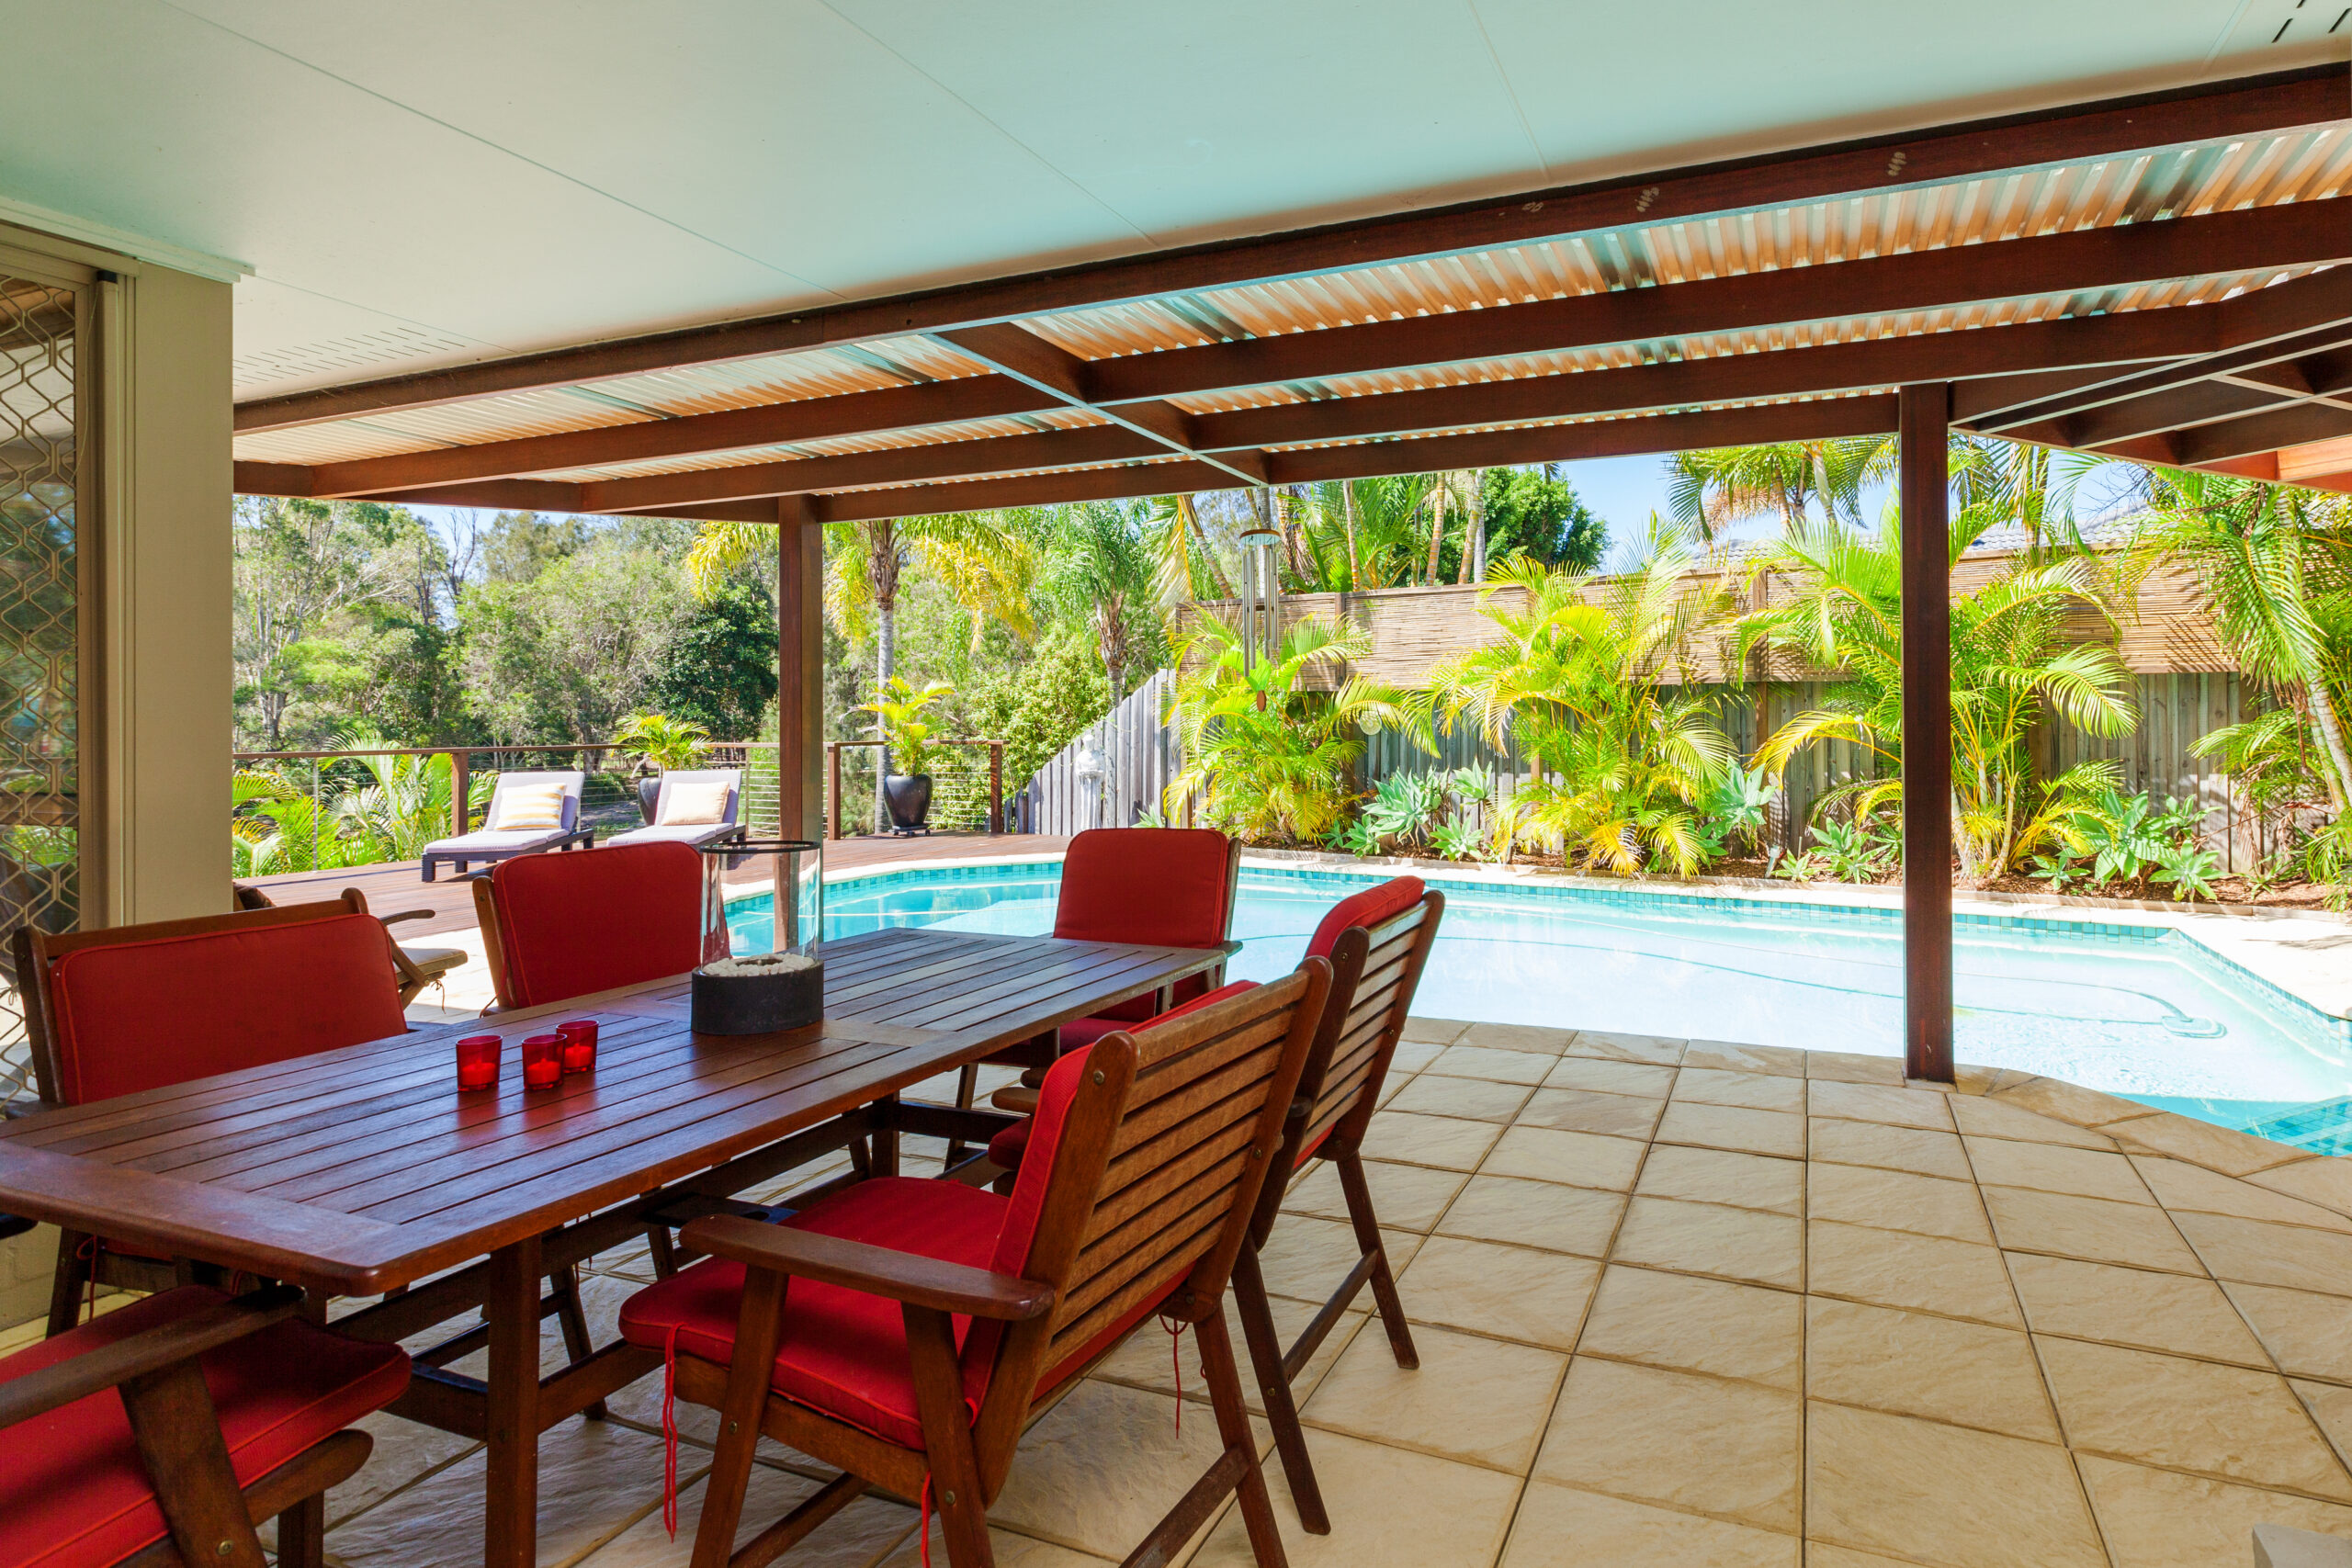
[1293,475,1441,590]
[1429,529,1736,874]
[2127,469,2352,814]
[1040,501,1159,699]
[1665,437,1891,538]
[684,512,1034,829]
[1736,506,2135,882]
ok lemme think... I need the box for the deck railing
[824,739,1005,839]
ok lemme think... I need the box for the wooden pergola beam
[583,424,1161,513]
[232,65,2348,434]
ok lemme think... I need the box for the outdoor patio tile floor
[70,1011,2352,1567]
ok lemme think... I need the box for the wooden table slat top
[0,927,1231,1293]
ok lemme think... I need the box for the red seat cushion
[0,1287,411,1568]
[1052,829,1235,1024]
[487,840,703,1009]
[1306,876,1425,961]
[47,914,409,1104]
[985,1117,1032,1170]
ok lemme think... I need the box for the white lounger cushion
[423,828,572,854]
[604,822,739,847]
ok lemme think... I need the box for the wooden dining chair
[471,839,703,1011]
[617,964,1329,1568]
[0,1283,410,1568]
[1230,877,1444,1535]
[13,895,413,1334]
[945,826,1242,1158]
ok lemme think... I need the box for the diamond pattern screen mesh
[0,277,78,1104]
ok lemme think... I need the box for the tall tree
[1666,437,1892,538]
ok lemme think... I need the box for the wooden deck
[243,832,1071,937]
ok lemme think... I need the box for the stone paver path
[17,1019,2352,1567]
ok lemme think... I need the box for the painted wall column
[1899,383,1954,1084]
[775,502,824,843]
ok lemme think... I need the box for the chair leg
[943,1062,981,1167]
[1336,1151,1418,1370]
[646,1223,678,1280]
[276,1493,327,1568]
[1196,1307,1289,1568]
[47,1228,89,1337]
[548,1265,606,1419]
[1231,1247,1329,1535]
[905,1303,994,1568]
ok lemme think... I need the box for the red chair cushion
[1053,829,1235,1022]
[0,1287,411,1568]
[1306,876,1425,961]
[985,1117,1032,1170]
[47,914,409,1104]
[488,840,703,1009]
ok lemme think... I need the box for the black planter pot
[636,775,662,824]
[882,773,933,832]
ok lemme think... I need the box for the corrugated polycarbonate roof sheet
[529,407,1105,484]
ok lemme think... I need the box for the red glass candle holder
[557,1019,598,1075]
[456,1034,501,1091]
[521,1033,563,1089]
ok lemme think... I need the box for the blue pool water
[751,862,2352,1149]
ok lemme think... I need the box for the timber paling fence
[1014,671,1180,835]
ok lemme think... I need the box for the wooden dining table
[0,924,1236,1568]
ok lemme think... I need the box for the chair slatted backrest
[12,893,410,1108]
[1297,892,1444,1156]
[968,963,1328,1489]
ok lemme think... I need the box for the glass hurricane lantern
[691,838,825,1034]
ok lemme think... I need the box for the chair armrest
[989,1085,1041,1115]
[377,908,435,928]
[680,1215,1055,1323]
[0,1285,303,1428]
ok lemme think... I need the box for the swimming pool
[754,860,2352,1151]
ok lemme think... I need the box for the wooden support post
[1900,383,1955,1085]
[777,507,825,843]
[827,743,842,841]
[448,750,469,837]
[989,741,1004,834]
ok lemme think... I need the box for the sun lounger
[603,767,746,851]
[418,770,591,881]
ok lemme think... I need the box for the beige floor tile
[1283,1159,1466,1233]
[1804,1547,1943,1568]
[1672,1066,1806,1113]
[1304,1322,1566,1472]
[1387,1040,1446,1077]
[1396,1235,1601,1349]
[1805,1402,2106,1568]
[1566,1031,1686,1066]
[590,1462,917,1568]
[1611,1196,1804,1290]
[1424,1044,1554,1085]
[1634,1145,1805,1217]
[2296,1379,2352,1475]
[2132,1155,2352,1233]
[1257,1216,1423,1305]
[1457,1021,1577,1055]
[1966,1138,2154,1206]
[1500,1481,1798,1568]
[2006,1252,2268,1367]
[1809,1080,1955,1130]
[1807,1222,2022,1327]
[1947,1094,2119,1149]
[1982,1186,2203,1274]
[2249,1156,2352,1220]
[990,1381,1268,1562]
[2035,1336,2351,1499]
[1809,1117,1974,1181]
[1516,1087,1665,1140]
[1358,1111,1502,1172]
[1400,1017,1470,1045]
[1807,1162,1993,1244]
[2107,1111,2311,1177]
[325,1417,678,1568]
[1188,1427,1522,1568]
[1680,1040,1808,1077]
[1481,1125,1646,1190]
[1543,1055,1676,1098]
[1534,1358,1800,1530]
[1091,1293,1365,1417]
[1988,1076,2163,1130]
[318,1411,480,1529]
[1803,1050,1907,1086]
[2176,1210,2352,1293]
[1385,1074,1534,1124]
[2077,1453,2352,1568]
[2225,1280,2352,1382]
[1576,1264,1802,1391]
[1806,1296,2056,1439]
[876,1525,1111,1568]
[1435,1173,1625,1258]
[1653,1100,1805,1158]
